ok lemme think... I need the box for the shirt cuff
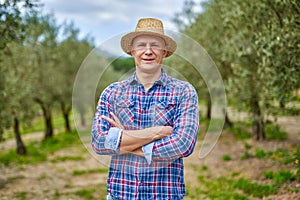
[142,142,154,165]
[104,127,122,152]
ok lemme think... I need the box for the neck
[136,67,162,91]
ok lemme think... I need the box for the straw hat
[121,18,177,57]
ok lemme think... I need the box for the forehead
[132,35,165,44]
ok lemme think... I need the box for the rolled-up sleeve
[91,84,122,155]
[105,127,122,151]
[151,84,199,162]
[142,142,154,164]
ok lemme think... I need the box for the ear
[163,47,168,57]
[129,45,134,56]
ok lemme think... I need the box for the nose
[144,44,153,55]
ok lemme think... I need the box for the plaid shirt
[92,70,199,200]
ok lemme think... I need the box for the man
[92,18,199,200]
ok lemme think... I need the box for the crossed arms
[91,84,199,163]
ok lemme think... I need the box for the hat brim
[120,31,177,57]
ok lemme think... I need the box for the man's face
[130,35,167,72]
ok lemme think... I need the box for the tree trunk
[61,102,71,132]
[43,105,53,139]
[35,98,53,140]
[80,110,86,127]
[206,96,211,120]
[223,108,233,128]
[78,107,86,127]
[13,116,27,155]
[251,99,265,140]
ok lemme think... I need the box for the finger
[110,112,125,129]
[110,112,121,124]
[101,115,118,127]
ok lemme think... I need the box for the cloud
[42,0,182,26]
[40,0,203,53]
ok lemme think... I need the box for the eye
[137,43,146,47]
[151,43,159,47]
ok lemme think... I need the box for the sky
[40,0,203,48]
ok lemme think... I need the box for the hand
[101,112,125,130]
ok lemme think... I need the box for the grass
[75,188,96,199]
[265,123,287,141]
[190,175,277,199]
[254,148,268,159]
[186,163,280,200]
[73,168,108,176]
[72,183,107,200]
[233,178,278,198]
[264,170,296,185]
[14,192,27,200]
[0,130,82,166]
[226,120,288,141]
[188,175,278,199]
[240,144,300,169]
[50,155,84,163]
[227,125,252,140]
[241,142,253,160]
[4,113,69,140]
[222,154,232,161]
[23,113,68,134]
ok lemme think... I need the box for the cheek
[156,54,164,63]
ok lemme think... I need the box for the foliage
[0,2,95,150]
[241,142,252,160]
[0,0,38,49]
[175,0,300,139]
[111,57,135,72]
[0,0,38,141]
[222,154,232,161]
[264,170,296,185]
[265,123,287,140]
[55,21,94,132]
[293,146,300,181]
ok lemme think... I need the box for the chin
[137,63,161,73]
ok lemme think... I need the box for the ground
[0,115,299,199]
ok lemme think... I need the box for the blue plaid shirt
[92,70,199,199]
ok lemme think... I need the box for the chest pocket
[115,98,135,129]
[154,100,177,126]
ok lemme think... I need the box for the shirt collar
[128,69,168,87]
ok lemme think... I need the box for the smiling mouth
[142,58,155,62]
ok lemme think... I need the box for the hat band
[135,27,164,34]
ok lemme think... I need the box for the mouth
[142,58,155,63]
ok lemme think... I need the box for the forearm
[151,86,199,161]
[152,128,198,161]
[120,126,172,154]
[129,147,144,156]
